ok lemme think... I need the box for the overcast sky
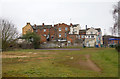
[1,0,119,35]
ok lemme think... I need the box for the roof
[95,28,101,32]
[103,35,120,39]
[109,38,120,40]
[79,29,86,32]
[31,25,52,30]
[72,24,79,27]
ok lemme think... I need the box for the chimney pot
[70,23,72,26]
[27,22,30,25]
[86,25,87,30]
[42,23,44,26]
[34,24,36,27]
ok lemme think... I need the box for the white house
[85,27,103,47]
[69,24,80,35]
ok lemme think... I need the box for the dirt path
[84,54,101,72]
[2,55,28,58]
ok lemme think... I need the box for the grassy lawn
[2,48,118,77]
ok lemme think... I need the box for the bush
[109,44,116,48]
[22,32,40,49]
[115,44,120,52]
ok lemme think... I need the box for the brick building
[22,23,78,44]
[67,34,78,44]
[31,23,52,43]
[103,35,120,47]
[79,29,86,40]
[54,23,70,42]
[22,22,103,47]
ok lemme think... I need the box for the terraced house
[22,22,103,47]
[22,23,80,44]
[79,26,103,47]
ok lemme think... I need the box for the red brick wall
[67,34,77,43]
[54,23,70,40]
[35,23,71,43]
[37,28,51,43]
[50,27,56,41]
[79,32,86,40]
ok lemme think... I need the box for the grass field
[2,48,118,77]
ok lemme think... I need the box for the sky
[0,0,119,35]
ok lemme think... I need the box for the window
[44,29,46,32]
[82,35,84,38]
[35,30,38,32]
[44,34,46,36]
[91,32,93,34]
[65,27,68,31]
[88,36,90,38]
[59,28,61,31]
[28,29,31,31]
[51,36,54,39]
[59,34,61,37]
[91,35,94,38]
[65,33,67,37]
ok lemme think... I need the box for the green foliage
[22,32,40,49]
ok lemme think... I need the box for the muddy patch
[38,52,57,55]
[61,54,101,72]
[2,55,29,58]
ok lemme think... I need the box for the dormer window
[59,33,61,37]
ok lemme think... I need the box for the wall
[55,23,70,41]
[22,23,33,35]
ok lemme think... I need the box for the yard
[2,48,118,77]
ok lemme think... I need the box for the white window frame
[59,28,61,31]
[44,34,46,36]
[59,34,61,37]
[44,29,46,32]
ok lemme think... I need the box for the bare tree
[109,27,114,36]
[113,2,120,37]
[0,19,18,51]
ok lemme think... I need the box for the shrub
[22,32,40,49]
[115,44,120,52]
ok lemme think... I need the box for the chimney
[42,23,44,26]
[86,25,87,30]
[34,24,36,27]
[27,22,30,25]
[70,23,72,26]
